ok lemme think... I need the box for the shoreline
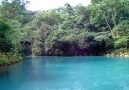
[0,59,23,66]
[0,56,23,66]
[106,53,129,57]
[1,53,129,66]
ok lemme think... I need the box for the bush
[113,20,129,38]
[0,58,8,65]
[115,36,129,48]
[0,39,14,54]
[44,29,113,55]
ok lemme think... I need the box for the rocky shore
[106,53,129,57]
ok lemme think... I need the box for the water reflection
[0,62,23,77]
[1,56,129,90]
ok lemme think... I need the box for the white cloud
[27,0,91,11]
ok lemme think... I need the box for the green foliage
[64,3,75,16]
[90,0,129,33]
[112,48,129,55]
[112,20,129,49]
[0,0,28,65]
[0,57,8,65]
[0,39,14,54]
[23,10,63,55]
[6,20,22,39]
[91,0,103,4]
[113,20,129,38]
[44,29,113,55]
[45,29,87,51]
[0,20,10,38]
[0,0,28,20]
[45,30,67,51]
[0,54,23,65]
[1,0,129,57]
[115,36,129,48]
[0,20,13,54]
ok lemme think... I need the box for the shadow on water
[1,56,129,77]
[25,56,129,65]
[22,56,129,81]
[0,62,23,77]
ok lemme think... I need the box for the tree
[0,20,14,56]
[0,0,29,20]
[113,20,129,49]
[0,39,13,55]
[23,10,64,55]
[91,0,104,4]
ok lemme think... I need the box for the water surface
[0,56,129,90]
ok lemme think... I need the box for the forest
[0,0,129,65]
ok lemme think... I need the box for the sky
[27,0,91,11]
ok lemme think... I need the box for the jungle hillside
[0,0,129,65]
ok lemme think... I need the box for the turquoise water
[0,56,129,90]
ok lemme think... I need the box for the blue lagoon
[0,56,129,90]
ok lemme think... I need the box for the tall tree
[0,0,29,20]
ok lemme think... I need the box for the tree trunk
[105,18,112,32]
[112,10,116,27]
[126,43,128,51]
[105,17,114,40]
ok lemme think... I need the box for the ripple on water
[1,56,129,90]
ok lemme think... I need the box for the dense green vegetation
[0,0,129,65]
[0,0,29,65]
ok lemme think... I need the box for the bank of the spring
[0,54,24,66]
[105,48,129,57]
